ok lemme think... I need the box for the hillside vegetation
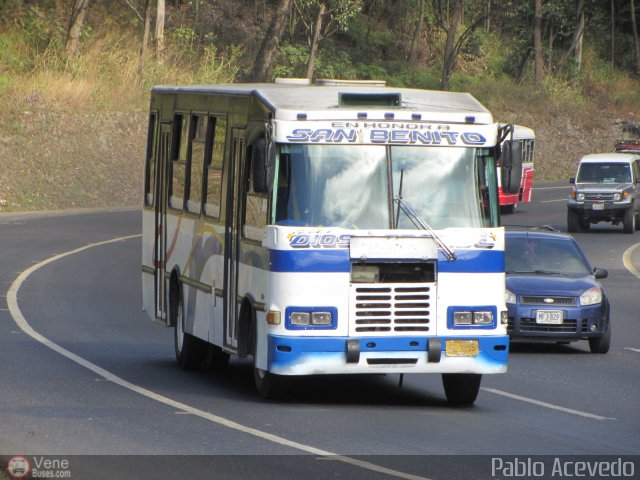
[0,0,639,212]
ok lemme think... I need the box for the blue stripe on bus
[269,249,351,272]
[269,248,504,273]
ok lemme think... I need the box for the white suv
[568,153,640,233]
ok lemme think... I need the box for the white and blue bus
[141,79,522,404]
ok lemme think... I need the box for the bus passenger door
[154,122,172,324]
[223,129,245,351]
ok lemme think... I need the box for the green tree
[294,0,362,80]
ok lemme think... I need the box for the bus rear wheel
[442,373,482,405]
[172,282,205,370]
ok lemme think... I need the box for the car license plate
[536,310,563,325]
[445,339,479,357]
[592,203,605,210]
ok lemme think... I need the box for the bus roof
[151,82,494,124]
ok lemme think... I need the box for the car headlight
[505,289,516,304]
[613,193,621,201]
[580,287,602,306]
[577,193,585,201]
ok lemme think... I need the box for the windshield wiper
[507,269,567,275]
[394,169,456,261]
[394,195,457,261]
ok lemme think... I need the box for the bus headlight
[290,312,310,325]
[453,311,472,325]
[311,311,333,325]
[473,311,494,325]
[450,307,497,328]
[580,287,602,306]
[286,308,337,329]
[505,289,516,304]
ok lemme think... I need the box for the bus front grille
[349,284,433,335]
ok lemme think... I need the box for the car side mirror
[594,268,608,279]
[569,177,575,184]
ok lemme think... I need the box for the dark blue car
[505,229,611,353]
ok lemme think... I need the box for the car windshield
[273,144,498,229]
[576,162,631,183]
[505,236,591,275]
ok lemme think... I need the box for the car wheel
[589,324,611,354]
[442,373,482,405]
[172,282,206,370]
[567,210,582,233]
[623,208,635,234]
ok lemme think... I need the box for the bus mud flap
[427,338,442,363]
[346,339,360,363]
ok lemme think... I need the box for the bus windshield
[273,144,498,229]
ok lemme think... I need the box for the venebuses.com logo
[4,455,72,479]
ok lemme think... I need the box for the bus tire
[442,373,482,405]
[252,317,289,399]
[172,281,205,370]
[253,367,289,400]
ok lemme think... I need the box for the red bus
[498,124,535,214]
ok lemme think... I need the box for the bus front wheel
[253,367,289,399]
[442,373,482,405]
[252,319,289,399]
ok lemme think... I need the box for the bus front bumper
[266,334,509,376]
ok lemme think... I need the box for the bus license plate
[592,203,605,210]
[536,310,563,325]
[445,339,479,357]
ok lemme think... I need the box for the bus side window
[204,115,227,218]
[169,113,189,211]
[243,143,268,241]
[187,114,207,215]
[144,112,157,207]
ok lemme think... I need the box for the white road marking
[539,199,567,203]
[7,235,428,480]
[482,388,615,420]
[532,186,571,190]
[624,348,640,353]
[623,243,640,280]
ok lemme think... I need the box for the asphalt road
[1,185,639,480]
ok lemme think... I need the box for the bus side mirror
[501,138,523,195]
[251,137,275,194]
